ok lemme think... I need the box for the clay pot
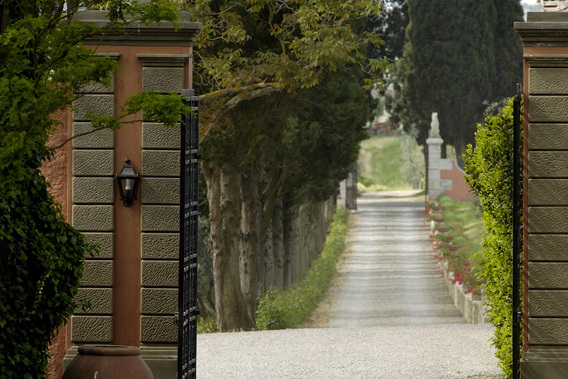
[62,345,154,379]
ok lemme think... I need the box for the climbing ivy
[463,97,522,378]
[0,164,96,378]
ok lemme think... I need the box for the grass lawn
[358,135,424,191]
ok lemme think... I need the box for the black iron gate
[179,89,200,379]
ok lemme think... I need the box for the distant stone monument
[430,112,440,138]
[540,0,568,12]
[426,112,471,202]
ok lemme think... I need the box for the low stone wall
[440,262,489,324]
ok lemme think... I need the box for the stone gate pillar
[516,12,568,378]
[63,11,201,378]
[426,112,451,200]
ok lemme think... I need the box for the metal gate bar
[179,89,200,379]
[512,84,522,379]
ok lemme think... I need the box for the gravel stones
[197,191,502,378]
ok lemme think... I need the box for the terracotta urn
[62,345,154,379]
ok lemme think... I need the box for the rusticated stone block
[530,151,568,178]
[530,96,568,123]
[73,150,114,176]
[529,207,568,233]
[81,72,115,93]
[141,316,177,343]
[141,288,178,314]
[522,349,568,379]
[530,68,568,95]
[529,262,568,289]
[141,233,178,259]
[72,315,112,343]
[142,67,184,93]
[83,233,114,259]
[142,123,180,149]
[529,318,568,345]
[73,94,115,121]
[142,150,179,177]
[141,205,179,232]
[529,179,568,205]
[529,234,568,261]
[529,124,568,150]
[73,122,114,149]
[141,178,179,204]
[81,260,113,287]
[142,261,178,287]
[73,177,114,204]
[75,288,113,314]
[529,290,568,317]
[72,205,113,231]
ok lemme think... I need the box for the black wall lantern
[116,158,139,207]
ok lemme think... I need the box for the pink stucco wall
[440,161,474,202]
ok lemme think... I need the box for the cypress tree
[396,0,523,157]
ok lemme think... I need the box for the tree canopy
[389,0,523,155]
[184,0,384,330]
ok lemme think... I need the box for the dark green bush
[464,97,521,378]
[0,164,95,378]
[255,209,348,330]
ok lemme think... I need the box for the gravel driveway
[197,191,502,378]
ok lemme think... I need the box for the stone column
[63,11,201,379]
[71,57,118,345]
[516,12,568,378]
[426,112,452,201]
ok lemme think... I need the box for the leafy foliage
[0,1,189,376]
[189,0,383,330]
[0,165,95,378]
[188,0,386,96]
[391,0,523,153]
[256,209,348,330]
[463,98,522,378]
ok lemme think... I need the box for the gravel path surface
[197,191,502,378]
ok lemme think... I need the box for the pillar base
[140,345,178,379]
[523,347,568,378]
[63,346,79,372]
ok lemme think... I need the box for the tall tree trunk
[272,198,284,290]
[264,222,274,291]
[284,211,300,286]
[315,202,326,259]
[282,211,292,290]
[203,163,253,331]
[239,167,261,327]
[299,203,309,278]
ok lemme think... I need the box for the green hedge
[255,209,348,330]
[464,97,521,378]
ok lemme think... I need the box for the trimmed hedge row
[464,97,521,378]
